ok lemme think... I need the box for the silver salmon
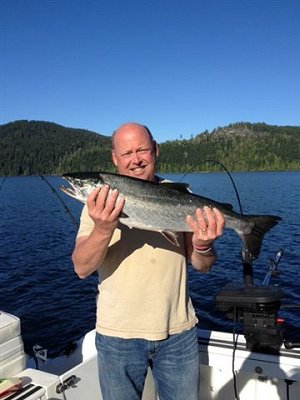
[60,172,281,258]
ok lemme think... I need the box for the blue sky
[1,0,299,142]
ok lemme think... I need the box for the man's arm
[72,185,125,278]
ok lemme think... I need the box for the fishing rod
[179,162,299,348]
[40,175,79,229]
[180,160,258,287]
[180,162,300,398]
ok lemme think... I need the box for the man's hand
[186,206,225,272]
[186,206,225,248]
[87,184,125,235]
[72,185,125,279]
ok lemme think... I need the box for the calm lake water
[0,171,299,357]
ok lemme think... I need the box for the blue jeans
[95,327,199,400]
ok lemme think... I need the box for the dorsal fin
[160,182,191,193]
[221,203,234,210]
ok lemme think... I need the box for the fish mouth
[60,175,100,202]
[60,179,77,198]
[60,185,75,195]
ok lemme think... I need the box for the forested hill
[159,122,300,172]
[0,120,112,175]
[1,120,299,176]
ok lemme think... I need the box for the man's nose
[131,152,142,163]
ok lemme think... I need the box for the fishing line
[40,175,79,229]
[0,176,7,194]
[285,379,293,400]
[179,159,244,215]
[232,307,240,400]
[180,160,243,397]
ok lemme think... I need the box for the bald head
[111,123,155,150]
[111,122,158,181]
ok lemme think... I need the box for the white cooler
[0,311,27,378]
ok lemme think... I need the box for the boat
[1,297,300,399]
[1,173,299,398]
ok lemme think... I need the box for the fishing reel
[216,249,285,354]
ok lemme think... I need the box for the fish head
[60,172,106,203]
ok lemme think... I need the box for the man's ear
[111,150,118,167]
[154,141,159,157]
[153,141,159,163]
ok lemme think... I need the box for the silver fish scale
[61,172,281,257]
[98,173,250,233]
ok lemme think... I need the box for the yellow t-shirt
[77,204,197,340]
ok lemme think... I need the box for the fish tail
[238,215,282,259]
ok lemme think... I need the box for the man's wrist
[193,243,213,254]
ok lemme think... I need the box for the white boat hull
[1,311,299,399]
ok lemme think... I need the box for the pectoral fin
[160,231,180,246]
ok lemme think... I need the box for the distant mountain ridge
[0,120,112,175]
[1,120,299,175]
[159,122,300,172]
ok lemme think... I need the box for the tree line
[0,120,299,176]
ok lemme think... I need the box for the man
[72,122,225,400]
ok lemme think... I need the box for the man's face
[112,124,158,181]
